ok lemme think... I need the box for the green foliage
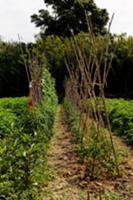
[0,69,57,199]
[1,34,133,99]
[0,97,28,115]
[35,36,66,100]
[35,34,133,100]
[31,0,109,37]
[107,34,133,98]
[41,68,58,110]
[0,97,28,139]
[35,33,107,99]
[0,109,16,139]
[93,98,133,145]
[0,41,29,97]
[63,98,118,179]
[104,98,133,145]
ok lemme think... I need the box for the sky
[0,0,133,42]
[0,0,45,42]
[95,0,133,36]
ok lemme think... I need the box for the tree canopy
[31,0,109,37]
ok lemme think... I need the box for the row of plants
[103,98,133,145]
[0,68,57,199]
[63,99,129,199]
[85,98,133,146]
[63,99,119,179]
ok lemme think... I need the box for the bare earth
[43,106,87,200]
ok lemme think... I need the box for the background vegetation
[0,34,133,99]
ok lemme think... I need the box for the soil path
[43,106,87,200]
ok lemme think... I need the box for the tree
[31,0,109,37]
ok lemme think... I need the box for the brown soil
[42,106,133,200]
[42,106,87,200]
